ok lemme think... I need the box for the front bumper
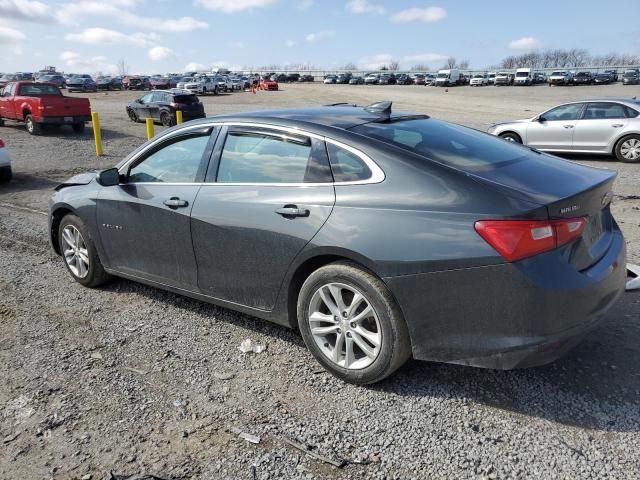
[385,228,627,369]
[40,115,91,125]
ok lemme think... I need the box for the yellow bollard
[91,111,103,156]
[145,117,154,140]
[176,110,183,125]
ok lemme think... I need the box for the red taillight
[0,139,4,148]
[474,218,586,262]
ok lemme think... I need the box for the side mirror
[536,116,546,123]
[96,168,121,187]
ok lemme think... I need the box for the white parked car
[228,77,244,91]
[176,76,194,89]
[184,76,218,95]
[0,138,12,183]
[470,73,488,86]
[215,75,233,92]
[487,97,640,163]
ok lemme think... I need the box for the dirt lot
[1,83,639,479]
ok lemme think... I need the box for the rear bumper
[40,115,91,124]
[385,229,627,369]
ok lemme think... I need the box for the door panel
[96,184,201,288]
[191,185,335,310]
[573,103,630,152]
[526,120,576,150]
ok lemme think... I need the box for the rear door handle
[612,124,624,128]
[163,197,189,209]
[563,125,574,129]
[275,205,310,218]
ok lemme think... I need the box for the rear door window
[215,131,332,184]
[582,103,626,119]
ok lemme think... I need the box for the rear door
[526,103,584,151]
[191,125,336,310]
[96,128,217,289]
[573,102,629,153]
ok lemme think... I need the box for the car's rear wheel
[298,262,411,384]
[25,114,41,135]
[615,135,640,163]
[59,214,111,288]
[499,132,522,143]
[128,109,138,122]
[72,123,85,134]
[160,111,172,127]
[0,165,12,184]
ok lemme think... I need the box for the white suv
[184,76,218,95]
[470,73,488,86]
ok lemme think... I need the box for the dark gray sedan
[48,102,627,384]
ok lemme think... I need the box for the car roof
[189,104,427,130]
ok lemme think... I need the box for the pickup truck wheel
[214,87,219,96]
[0,166,11,184]
[25,115,41,135]
[72,123,85,134]
[202,87,207,95]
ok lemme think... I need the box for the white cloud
[56,1,208,32]
[0,0,49,22]
[390,6,447,23]
[193,0,276,13]
[184,62,210,72]
[305,30,335,42]
[148,46,173,62]
[65,27,159,47]
[357,53,394,70]
[59,50,118,74]
[346,0,385,15]
[285,39,296,47]
[509,36,541,50]
[0,25,25,43]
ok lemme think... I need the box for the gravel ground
[1,83,639,479]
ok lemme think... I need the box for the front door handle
[275,205,310,218]
[612,124,624,128]
[563,125,574,129]
[163,197,189,209]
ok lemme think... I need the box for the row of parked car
[323,68,640,87]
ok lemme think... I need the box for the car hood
[490,118,531,128]
[54,172,97,191]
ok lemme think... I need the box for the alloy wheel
[620,138,640,160]
[61,225,90,278]
[308,283,381,369]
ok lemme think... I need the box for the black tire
[128,108,138,123]
[499,132,522,144]
[72,122,85,134]
[213,86,219,96]
[160,111,173,127]
[202,87,207,96]
[0,165,12,184]
[297,261,411,385]
[614,134,640,163]
[58,214,112,288]
[25,114,41,135]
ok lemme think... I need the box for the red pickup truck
[0,81,91,135]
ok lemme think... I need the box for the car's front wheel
[59,214,111,288]
[298,262,411,384]
[128,108,138,122]
[615,135,640,163]
[499,132,522,143]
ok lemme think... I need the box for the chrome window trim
[118,120,386,186]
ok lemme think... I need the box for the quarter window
[216,132,332,183]
[583,103,626,119]
[128,135,209,183]
[326,143,372,182]
[542,104,584,121]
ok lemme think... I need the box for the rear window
[18,84,61,96]
[352,119,530,172]
[173,94,199,105]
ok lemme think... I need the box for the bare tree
[458,59,470,69]
[116,58,129,77]
[443,57,457,69]
[387,60,400,71]
[341,62,357,71]
[411,64,430,71]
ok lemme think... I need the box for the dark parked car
[573,71,594,85]
[604,70,619,82]
[623,71,640,85]
[299,74,314,82]
[349,76,365,85]
[378,73,396,85]
[594,73,613,84]
[285,73,301,83]
[395,74,413,85]
[96,77,123,90]
[48,102,627,384]
[125,90,205,126]
[38,74,66,88]
[336,73,352,84]
[66,76,97,93]
[124,76,152,90]
[413,74,426,85]
[150,76,172,90]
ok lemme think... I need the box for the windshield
[473,74,484,78]
[497,72,508,76]
[551,71,566,76]
[173,94,199,105]
[516,72,528,77]
[436,73,449,78]
[352,119,530,173]
[18,84,62,96]
[624,73,637,78]
[576,72,589,77]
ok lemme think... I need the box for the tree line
[497,49,640,69]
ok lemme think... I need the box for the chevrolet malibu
[49,102,627,384]
[488,98,640,163]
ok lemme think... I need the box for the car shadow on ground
[98,276,640,433]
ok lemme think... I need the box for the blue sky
[0,0,638,74]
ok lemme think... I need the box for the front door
[526,103,585,151]
[96,130,215,289]
[573,102,630,153]
[191,126,336,310]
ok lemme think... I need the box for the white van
[435,69,460,86]
[514,68,533,86]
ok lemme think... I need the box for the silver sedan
[488,97,640,162]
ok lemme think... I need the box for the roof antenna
[364,101,392,120]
